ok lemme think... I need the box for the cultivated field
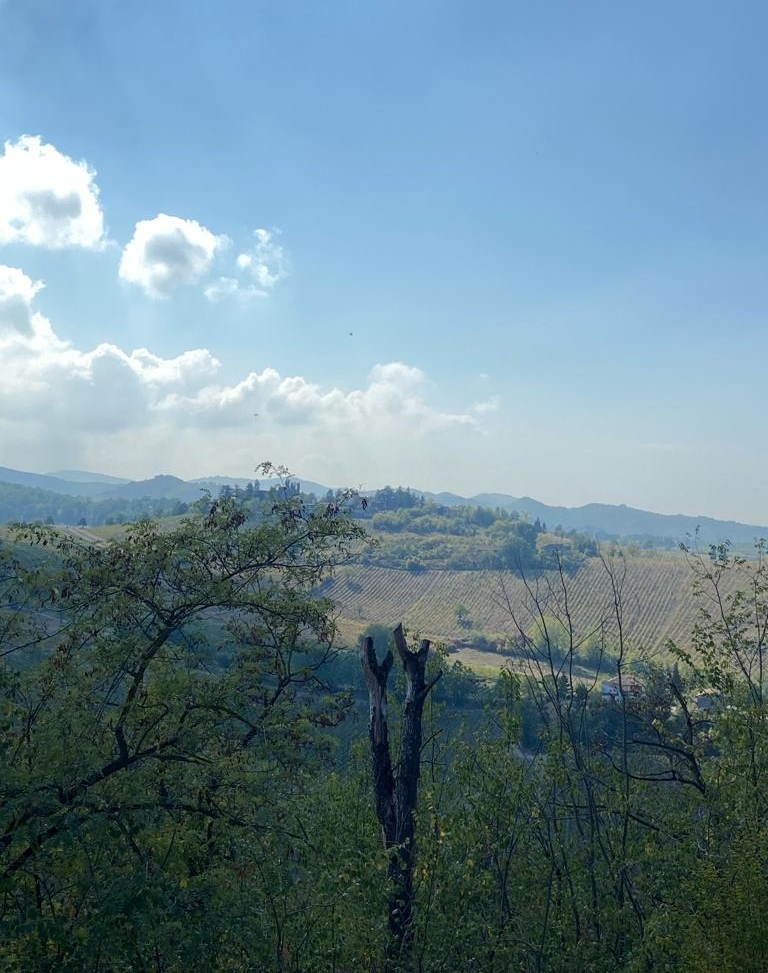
[329,552,741,661]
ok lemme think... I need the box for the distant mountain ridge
[426,492,767,547]
[0,465,766,546]
[47,470,132,485]
[0,466,112,498]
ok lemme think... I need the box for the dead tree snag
[359,622,442,964]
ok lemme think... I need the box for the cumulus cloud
[236,228,287,289]
[0,269,480,480]
[0,135,106,249]
[119,214,227,298]
[156,360,477,436]
[0,265,45,336]
[203,227,288,303]
[0,264,219,423]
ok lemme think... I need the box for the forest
[1,482,768,972]
[0,481,191,528]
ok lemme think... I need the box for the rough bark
[359,622,442,964]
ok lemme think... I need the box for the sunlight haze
[1,0,765,523]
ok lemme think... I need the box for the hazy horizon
[0,461,762,528]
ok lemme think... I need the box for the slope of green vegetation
[0,480,191,527]
[3,490,768,971]
[328,553,705,659]
[350,486,600,571]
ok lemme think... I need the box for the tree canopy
[3,491,768,971]
[0,489,366,971]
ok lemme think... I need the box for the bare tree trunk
[360,623,442,966]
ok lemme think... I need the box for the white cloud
[204,227,289,303]
[471,396,500,415]
[236,228,287,289]
[126,347,220,387]
[156,360,477,435]
[0,135,106,249]
[0,265,44,336]
[0,270,480,481]
[0,265,219,425]
[203,276,265,303]
[119,214,227,298]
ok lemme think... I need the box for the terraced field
[329,553,746,659]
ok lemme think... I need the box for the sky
[0,0,767,523]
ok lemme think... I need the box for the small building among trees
[601,675,644,702]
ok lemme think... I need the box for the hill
[328,555,715,659]
[47,470,132,485]
[189,475,332,497]
[1,464,767,546]
[105,475,207,502]
[424,492,768,548]
[0,466,111,498]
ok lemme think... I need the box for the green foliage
[0,491,367,970]
[4,487,768,972]
[360,498,598,571]
[0,481,191,527]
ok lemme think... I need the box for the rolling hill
[1,464,767,546]
[428,493,768,548]
[327,553,732,660]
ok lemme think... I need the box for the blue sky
[1,0,767,522]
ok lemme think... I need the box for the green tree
[0,489,366,971]
[454,603,471,628]
[661,540,768,972]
